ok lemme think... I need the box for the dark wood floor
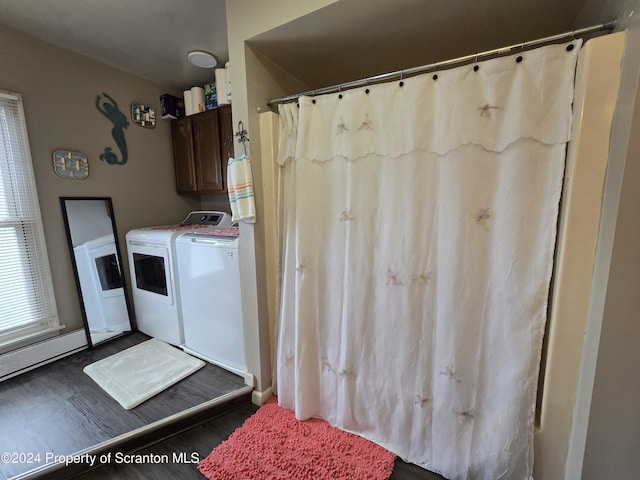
[74,401,446,480]
[0,333,246,480]
[1,333,446,479]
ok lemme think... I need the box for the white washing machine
[125,211,231,346]
[175,226,246,377]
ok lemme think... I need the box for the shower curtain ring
[432,62,440,80]
[473,53,480,72]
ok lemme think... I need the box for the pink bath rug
[198,397,396,480]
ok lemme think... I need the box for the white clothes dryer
[73,233,129,333]
[125,211,231,346]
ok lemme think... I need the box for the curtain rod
[266,21,616,108]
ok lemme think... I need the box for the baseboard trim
[0,329,88,380]
[252,385,273,405]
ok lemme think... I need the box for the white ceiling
[0,0,620,92]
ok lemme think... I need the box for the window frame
[0,90,60,352]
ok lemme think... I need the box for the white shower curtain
[276,41,581,480]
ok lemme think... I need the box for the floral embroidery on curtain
[276,41,581,480]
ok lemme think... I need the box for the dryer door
[127,241,174,306]
[91,239,125,299]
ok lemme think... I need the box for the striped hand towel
[227,154,256,223]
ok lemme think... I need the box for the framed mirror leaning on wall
[60,197,133,347]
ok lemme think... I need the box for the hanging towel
[227,154,256,223]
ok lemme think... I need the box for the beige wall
[576,0,638,28]
[579,13,640,479]
[582,73,640,478]
[225,0,336,398]
[0,24,199,334]
[227,0,640,476]
[534,32,625,480]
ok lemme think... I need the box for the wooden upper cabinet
[192,109,223,192]
[170,104,232,194]
[218,104,234,185]
[170,115,197,193]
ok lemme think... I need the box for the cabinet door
[192,110,224,193]
[217,104,233,192]
[171,116,197,193]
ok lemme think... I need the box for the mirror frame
[60,196,134,348]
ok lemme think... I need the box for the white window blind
[0,91,59,345]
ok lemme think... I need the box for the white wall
[63,200,112,247]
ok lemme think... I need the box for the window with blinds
[0,91,59,347]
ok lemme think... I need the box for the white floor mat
[83,338,205,410]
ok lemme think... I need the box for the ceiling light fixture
[187,50,217,68]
